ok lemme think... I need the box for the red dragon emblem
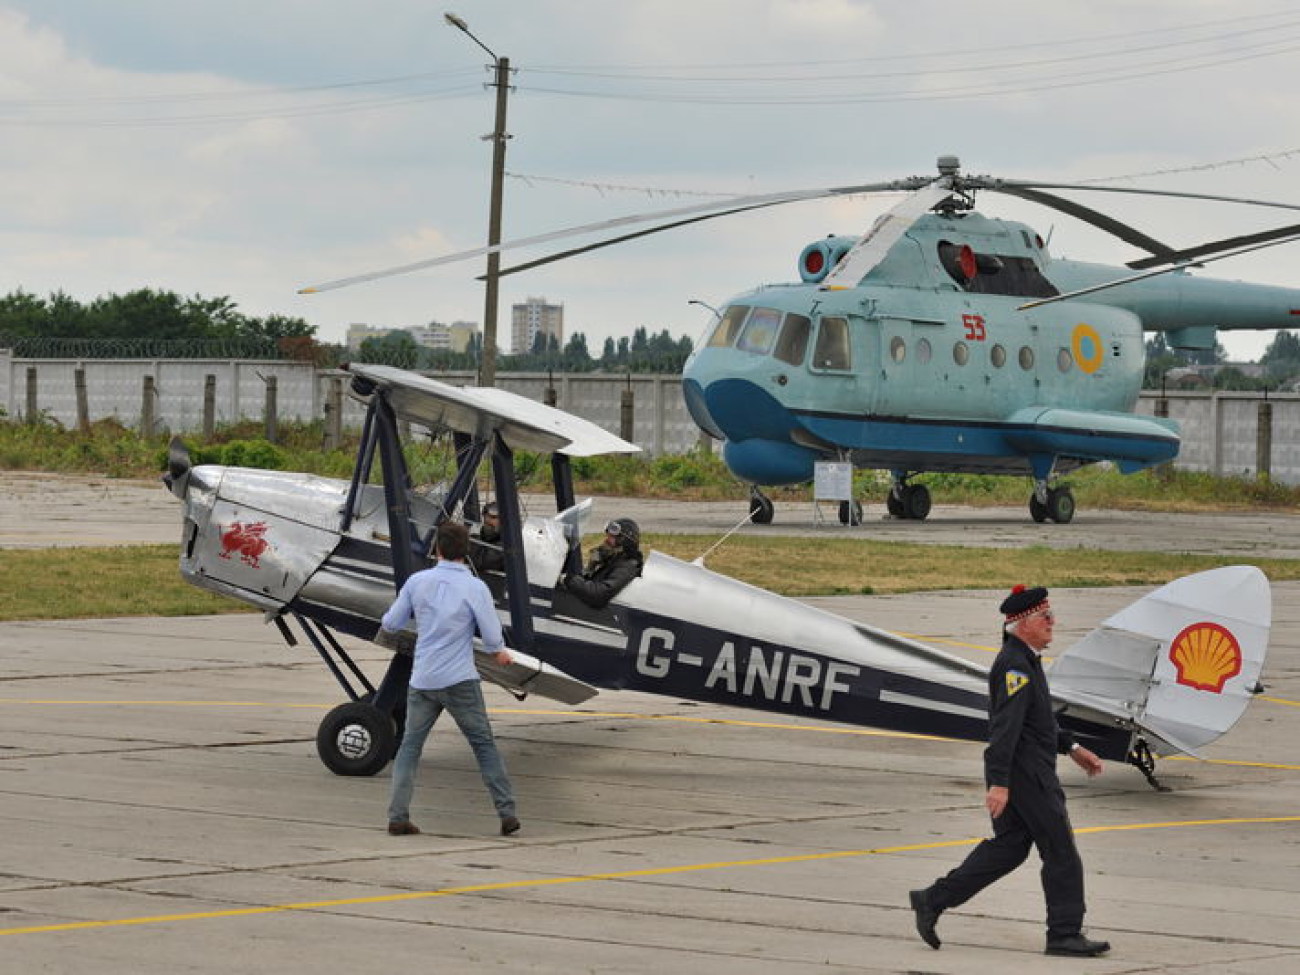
[219,520,270,568]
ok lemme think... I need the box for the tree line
[0,288,695,373]
[1144,331,1300,391]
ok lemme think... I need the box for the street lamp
[445,12,511,387]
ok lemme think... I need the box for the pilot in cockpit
[560,517,643,608]
[468,501,505,574]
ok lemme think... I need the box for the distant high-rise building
[346,320,479,355]
[511,297,563,354]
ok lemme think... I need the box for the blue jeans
[387,680,516,824]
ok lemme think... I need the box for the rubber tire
[1047,486,1076,524]
[316,701,397,777]
[903,484,932,521]
[749,492,774,525]
[1029,494,1049,523]
[838,500,863,526]
[886,491,906,518]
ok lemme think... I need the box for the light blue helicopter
[304,155,1300,525]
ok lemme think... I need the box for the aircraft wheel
[749,491,774,525]
[838,500,863,526]
[903,484,931,521]
[1047,486,1076,524]
[886,491,906,518]
[1029,494,1049,523]
[316,701,396,777]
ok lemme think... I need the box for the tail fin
[1050,566,1270,757]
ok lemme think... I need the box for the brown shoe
[387,820,420,836]
[500,815,521,836]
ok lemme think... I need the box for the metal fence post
[141,375,156,436]
[1257,395,1274,479]
[203,374,216,440]
[25,366,37,424]
[74,367,90,434]
[264,374,279,443]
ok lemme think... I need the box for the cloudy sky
[3,0,1299,359]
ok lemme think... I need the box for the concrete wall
[4,350,1299,482]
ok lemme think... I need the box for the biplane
[165,363,1271,788]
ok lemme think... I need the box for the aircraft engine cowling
[797,237,855,283]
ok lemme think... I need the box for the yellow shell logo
[1169,623,1242,693]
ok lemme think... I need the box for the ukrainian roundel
[1168,622,1242,693]
[1072,323,1104,374]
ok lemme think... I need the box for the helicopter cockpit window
[814,317,852,370]
[707,305,749,348]
[773,313,812,365]
[737,307,782,355]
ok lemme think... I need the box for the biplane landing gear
[887,476,931,521]
[1029,483,1075,524]
[317,700,397,777]
[749,487,775,524]
[1128,737,1172,792]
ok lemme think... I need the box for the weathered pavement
[1,473,1298,972]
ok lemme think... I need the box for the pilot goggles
[604,521,623,537]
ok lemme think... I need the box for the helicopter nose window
[737,307,782,354]
[813,317,852,370]
[707,305,750,348]
[774,314,812,365]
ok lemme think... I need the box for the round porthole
[953,341,969,365]
[1019,346,1035,370]
[916,337,932,364]
[1057,348,1073,372]
[990,343,1006,368]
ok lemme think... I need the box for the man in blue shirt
[380,522,520,837]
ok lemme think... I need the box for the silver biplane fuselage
[166,364,1270,784]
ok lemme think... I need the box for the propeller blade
[483,199,793,279]
[818,179,954,290]
[163,436,193,499]
[1018,230,1300,311]
[1126,221,1300,270]
[299,178,923,294]
[990,184,1177,261]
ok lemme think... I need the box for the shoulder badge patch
[1005,670,1031,697]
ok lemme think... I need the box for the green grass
[5,539,1299,621]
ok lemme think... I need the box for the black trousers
[928,773,1085,939]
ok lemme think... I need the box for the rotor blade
[298,177,926,294]
[1017,231,1300,311]
[819,178,953,290]
[974,177,1300,216]
[1126,221,1300,270]
[482,199,795,280]
[991,184,1177,260]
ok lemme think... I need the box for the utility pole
[446,12,511,387]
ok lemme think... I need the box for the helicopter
[305,155,1300,527]
[164,363,1271,791]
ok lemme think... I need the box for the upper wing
[346,363,640,457]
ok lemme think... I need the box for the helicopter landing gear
[748,487,775,525]
[1029,482,1075,524]
[838,499,863,526]
[887,476,931,521]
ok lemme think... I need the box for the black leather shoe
[1045,934,1111,956]
[908,889,941,949]
[500,815,521,836]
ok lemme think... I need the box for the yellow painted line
[3,817,1299,938]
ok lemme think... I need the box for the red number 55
[962,313,987,341]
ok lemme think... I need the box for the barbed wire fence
[0,334,284,359]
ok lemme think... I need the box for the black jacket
[984,633,1075,789]
[563,543,642,609]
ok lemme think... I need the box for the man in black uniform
[908,585,1110,958]
[561,518,643,609]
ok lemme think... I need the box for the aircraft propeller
[298,155,1300,297]
[163,436,193,500]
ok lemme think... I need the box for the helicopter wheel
[316,701,397,777]
[1047,486,1076,524]
[903,484,931,521]
[1029,494,1049,523]
[748,489,774,525]
[838,499,863,525]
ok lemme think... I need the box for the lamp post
[445,12,510,387]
